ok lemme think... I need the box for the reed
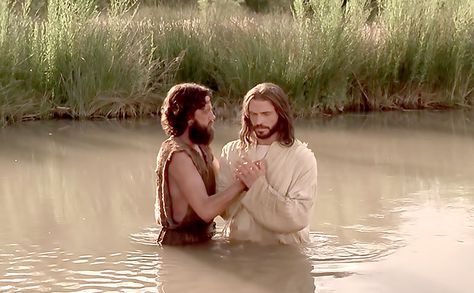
[0,0,167,126]
[1,0,473,126]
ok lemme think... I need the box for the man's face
[189,96,215,145]
[248,99,279,141]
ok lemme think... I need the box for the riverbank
[1,0,473,126]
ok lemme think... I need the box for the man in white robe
[217,83,318,245]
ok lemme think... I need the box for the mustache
[253,125,269,130]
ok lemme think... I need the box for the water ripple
[0,225,404,292]
[0,244,160,292]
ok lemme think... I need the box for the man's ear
[187,112,196,125]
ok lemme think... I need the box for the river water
[1,110,473,292]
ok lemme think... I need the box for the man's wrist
[238,181,248,191]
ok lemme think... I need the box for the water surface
[1,110,473,292]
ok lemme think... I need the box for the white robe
[217,139,318,245]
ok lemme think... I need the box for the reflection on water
[0,244,159,292]
[1,110,474,292]
[156,242,314,293]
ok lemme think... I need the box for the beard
[189,121,214,145]
[253,123,279,139]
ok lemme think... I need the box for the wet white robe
[217,139,318,245]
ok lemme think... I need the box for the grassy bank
[0,0,473,126]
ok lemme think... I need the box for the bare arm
[169,152,247,223]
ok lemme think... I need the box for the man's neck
[177,132,203,156]
[256,133,279,145]
[177,132,195,148]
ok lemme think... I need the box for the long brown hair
[239,83,295,149]
[160,83,212,137]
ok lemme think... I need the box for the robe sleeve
[240,158,317,234]
[217,143,239,220]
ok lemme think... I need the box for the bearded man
[217,83,318,245]
[155,83,263,245]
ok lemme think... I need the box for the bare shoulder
[167,149,209,211]
[168,151,199,179]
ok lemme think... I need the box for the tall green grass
[0,0,169,126]
[1,0,473,126]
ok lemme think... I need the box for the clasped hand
[234,159,266,190]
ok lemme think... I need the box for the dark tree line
[299,0,380,22]
[14,0,381,19]
[342,0,380,20]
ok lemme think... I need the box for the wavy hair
[160,83,212,136]
[239,83,295,149]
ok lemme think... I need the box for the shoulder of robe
[199,144,214,158]
[221,139,241,155]
[157,138,174,158]
[159,137,181,151]
[292,139,317,169]
[159,138,191,162]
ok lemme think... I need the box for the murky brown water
[1,110,473,292]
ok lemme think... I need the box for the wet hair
[239,82,295,149]
[161,83,212,136]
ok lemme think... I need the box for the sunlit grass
[1,0,473,126]
[0,0,167,126]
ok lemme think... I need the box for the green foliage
[1,0,473,125]
[0,0,168,125]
